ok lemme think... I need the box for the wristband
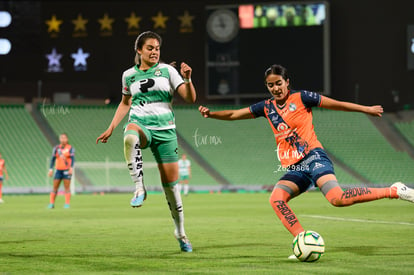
[183,78,191,83]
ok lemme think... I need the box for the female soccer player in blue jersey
[96,31,196,252]
[199,64,414,256]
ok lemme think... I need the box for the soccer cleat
[48,203,55,209]
[130,188,147,208]
[391,182,414,203]
[174,231,193,252]
[64,204,70,209]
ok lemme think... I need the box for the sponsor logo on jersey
[154,69,162,76]
[271,114,280,123]
[304,90,318,98]
[289,103,297,112]
[278,107,290,117]
[277,122,289,132]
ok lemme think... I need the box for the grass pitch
[0,191,413,274]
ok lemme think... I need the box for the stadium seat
[394,119,414,148]
[0,105,51,188]
[313,109,414,184]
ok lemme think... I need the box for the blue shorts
[54,169,72,180]
[279,148,335,194]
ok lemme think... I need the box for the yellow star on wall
[178,10,194,28]
[98,13,114,31]
[151,11,169,29]
[45,15,63,33]
[72,14,88,31]
[125,12,141,29]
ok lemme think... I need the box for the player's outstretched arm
[198,106,254,120]
[96,95,132,144]
[320,96,383,117]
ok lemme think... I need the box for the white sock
[177,183,182,194]
[163,182,186,237]
[183,184,189,195]
[124,133,144,195]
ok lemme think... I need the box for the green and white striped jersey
[122,63,184,130]
[178,159,191,176]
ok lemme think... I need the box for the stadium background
[0,0,414,194]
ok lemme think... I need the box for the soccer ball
[292,230,325,262]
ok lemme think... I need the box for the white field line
[301,214,414,226]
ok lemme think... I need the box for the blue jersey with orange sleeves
[50,144,75,170]
[249,90,323,167]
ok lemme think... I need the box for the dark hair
[134,31,162,64]
[264,64,289,81]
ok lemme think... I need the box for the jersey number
[139,79,155,93]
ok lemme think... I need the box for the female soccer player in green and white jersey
[178,154,191,196]
[96,31,196,252]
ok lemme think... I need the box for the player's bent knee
[124,134,138,146]
[269,185,293,204]
[320,180,348,207]
[326,192,351,207]
[269,188,282,202]
[124,133,139,154]
[329,197,346,207]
